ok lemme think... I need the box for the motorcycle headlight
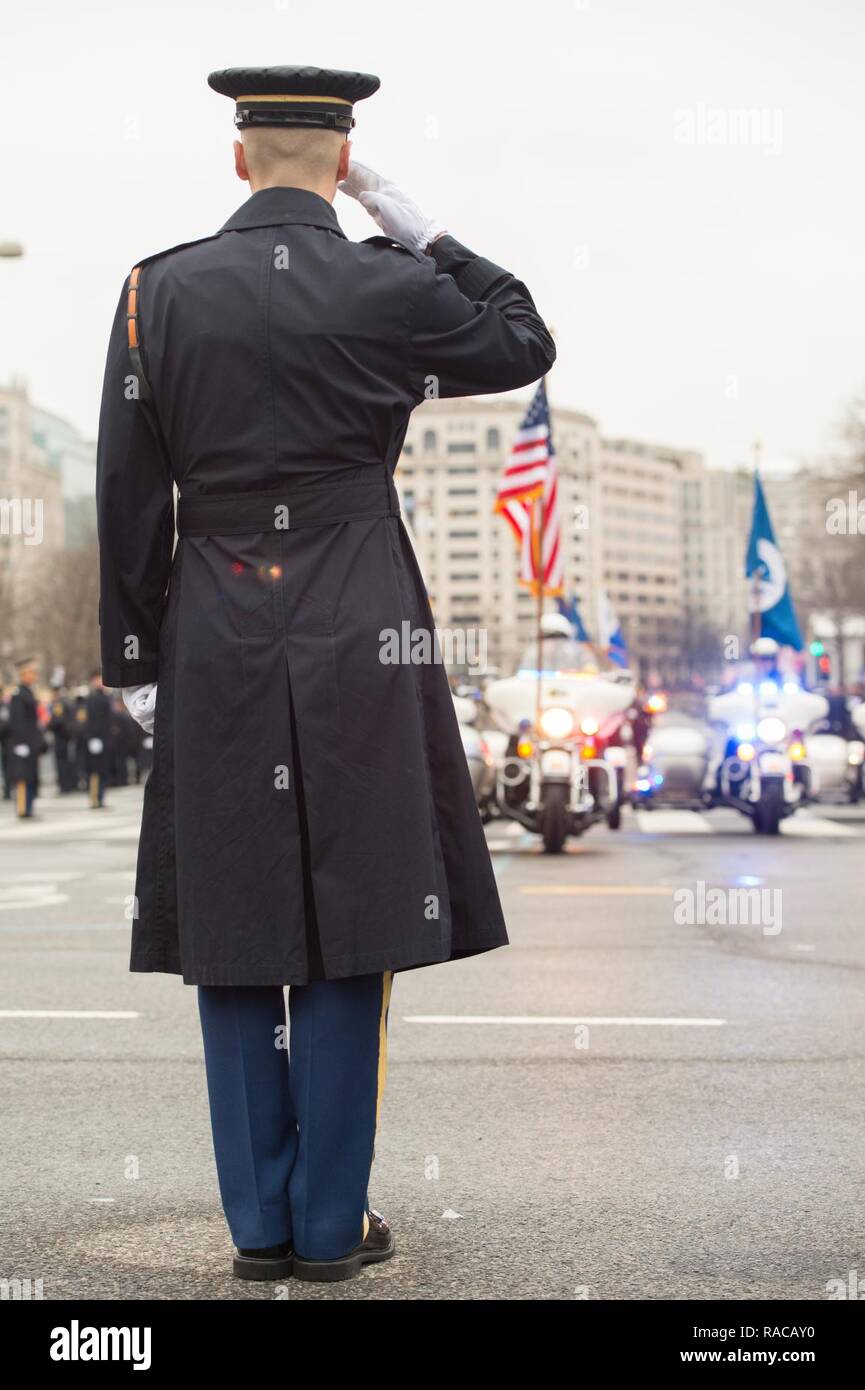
[757,716,786,744]
[848,741,865,766]
[540,706,575,739]
[580,715,599,735]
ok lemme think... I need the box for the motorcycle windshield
[518,637,598,676]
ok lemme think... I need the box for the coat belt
[176,470,400,537]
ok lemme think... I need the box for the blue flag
[598,591,629,668]
[745,475,802,650]
[556,593,592,643]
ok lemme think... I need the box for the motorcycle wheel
[753,779,784,835]
[607,802,622,830]
[541,783,568,854]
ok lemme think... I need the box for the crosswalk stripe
[519,884,673,896]
[404,1015,727,1027]
[779,813,857,837]
[0,1010,140,1019]
[634,809,711,834]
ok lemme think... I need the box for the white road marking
[634,809,711,834]
[404,1015,726,1027]
[0,890,69,911]
[519,884,673,896]
[632,807,859,838]
[0,871,83,882]
[780,813,857,837]
[0,1010,140,1019]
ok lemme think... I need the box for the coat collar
[219,186,346,238]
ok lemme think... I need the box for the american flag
[494,380,563,596]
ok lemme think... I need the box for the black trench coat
[96,186,555,985]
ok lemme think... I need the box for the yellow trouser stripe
[375,970,393,1132]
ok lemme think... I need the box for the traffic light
[817,654,831,678]
[809,640,824,657]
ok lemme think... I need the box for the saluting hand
[339,161,446,255]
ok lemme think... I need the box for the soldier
[0,687,10,800]
[83,671,112,808]
[48,684,79,794]
[7,657,46,818]
[70,690,89,791]
[108,694,135,786]
[97,64,555,1283]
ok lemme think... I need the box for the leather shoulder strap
[125,231,224,404]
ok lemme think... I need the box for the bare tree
[21,543,101,685]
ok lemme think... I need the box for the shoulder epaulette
[361,234,426,262]
[126,232,223,404]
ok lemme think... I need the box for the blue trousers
[197,972,393,1260]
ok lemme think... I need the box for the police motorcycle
[633,639,828,832]
[632,709,715,810]
[706,638,827,833]
[483,614,636,852]
[804,691,865,804]
[452,690,497,811]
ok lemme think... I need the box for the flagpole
[535,360,554,733]
[750,439,762,645]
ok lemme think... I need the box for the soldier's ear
[234,139,250,184]
[337,139,352,185]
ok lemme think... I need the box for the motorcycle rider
[749,635,783,684]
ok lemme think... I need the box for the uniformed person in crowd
[7,657,46,818]
[97,64,555,1283]
[0,687,11,800]
[83,671,112,808]
[48,684,80,794]
[108,694,135,786]
[70,689,89,790]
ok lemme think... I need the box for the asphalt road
[1,783,864,1301]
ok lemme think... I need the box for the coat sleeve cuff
[100,659,159,690]
[428,234,509,301]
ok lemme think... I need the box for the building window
[447,441,476,454]
[486,428,500,451]
[423,429,437,453]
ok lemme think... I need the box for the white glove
[339,161,446,255]
[122,683,157,735]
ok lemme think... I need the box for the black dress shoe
[293,1209,395,1283]
[233,1240,294,1281]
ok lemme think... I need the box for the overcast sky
[1,0,862,472]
